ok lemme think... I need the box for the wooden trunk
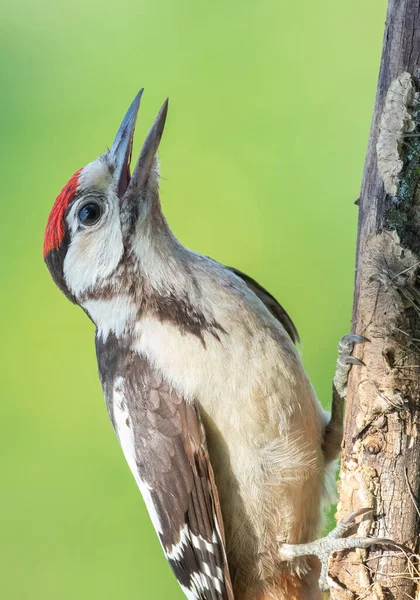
[330,2,420,599]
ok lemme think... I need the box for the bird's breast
[132,313,321,438]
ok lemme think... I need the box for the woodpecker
[44,91,387,600]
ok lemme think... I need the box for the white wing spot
[191,571,210,591]
[180,584,199,600]
[166,524,190,560]
[212,576,222,593]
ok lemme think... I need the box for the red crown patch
[43,168,82,257]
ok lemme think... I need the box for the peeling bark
[330,2,420,599]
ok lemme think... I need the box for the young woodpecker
[44,91,387,600]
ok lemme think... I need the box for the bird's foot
[334,334,369,399]
[322,334,369,462]
[278,508,394,592]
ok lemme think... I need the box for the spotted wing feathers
[96,337,234,600]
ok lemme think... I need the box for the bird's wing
[227,266,300,344]
[96,337,234,600]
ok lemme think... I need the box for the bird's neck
[82,231,205,343]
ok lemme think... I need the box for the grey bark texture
[329,1,420,599]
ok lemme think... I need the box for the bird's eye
[78,202,102,226]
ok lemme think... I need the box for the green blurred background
[0,0,386,598]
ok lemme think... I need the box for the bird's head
[43,90,169,307]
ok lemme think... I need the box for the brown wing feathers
[96,336,233,600]
[227,266,300,344]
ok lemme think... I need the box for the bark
[329,2,420,599]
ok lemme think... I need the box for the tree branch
[330,2,420,599]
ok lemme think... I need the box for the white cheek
[63,202,123,296]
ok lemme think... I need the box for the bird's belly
[200,390,325,590]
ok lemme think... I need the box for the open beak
[110,89,143,198]
[110,90,168,199]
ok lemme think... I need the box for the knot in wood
[363,433,383,455]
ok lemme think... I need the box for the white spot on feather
[191,571,210,591]
[166,524,189,560]
[191,533,215,555]
[212,576,222,593]
[179,584,199,600]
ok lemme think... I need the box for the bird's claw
[328,507,373,538]
[337,355,365,368]
[338,334,370,354]
[278,508,394,593]
[334,333,369,398]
